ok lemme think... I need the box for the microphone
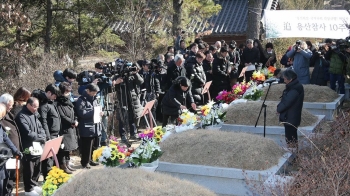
[264,78,279,84]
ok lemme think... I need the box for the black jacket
[162,77,194,116]
[76,91,102,137]
[0,112,22,151]
[202,59,213,82]
[242,47,260,65]
[0,125,19,179]
[114,73,144,120]
[56,96,78,151]
[185,57,206,105]
[166,60,187,90]
[15,106,46,150]
[229,50,241,65]
[277,79,304,127]
[154,69,167,93]
[310,54,329,86]
[212,56,230,92]
[139,70,161,94]
[37,92,61,140]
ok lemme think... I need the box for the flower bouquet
[176,109,198,132]
[129,133,163,171]
[216,90,237,104]
[252,70,266,82]
[232,82,251,95]
[92,144,128,167]
[200,101,226,129]
[109,135,119,145]
[243,82,263,101]
[139,126,166,143]
[42,166,71,196]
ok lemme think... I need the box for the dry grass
[159,129,285,170]
[225,101,318,127]
[54,167,216,196]
[262,84,339,102]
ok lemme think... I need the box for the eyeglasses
[30,104,39,109]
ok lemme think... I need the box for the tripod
[255,82,273,137]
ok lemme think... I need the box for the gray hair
[246,39,253,44]
[174,54,184,63]
[0,93,14,104]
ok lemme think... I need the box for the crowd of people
[0,32,349,196]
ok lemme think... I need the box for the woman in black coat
[185,52,206,105]
[277,69,304,148]
[162,77,196,127]
[212,47,230,100]
[56,82,78,173]
[76,83,102,169]
[310,47,329,86]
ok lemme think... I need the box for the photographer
[162,77,196,127]
[310,45,330,86]
[139,60,160,121]
[185,52,206,105]
[325,39,347,94]
[286,40,312,84]
[113,62,144,145]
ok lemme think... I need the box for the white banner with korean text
[262,10,349,39]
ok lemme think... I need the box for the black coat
[166,60,187,90]
[139,70,161,94]
[114,73,144,120]
[212,56,230,93]
[277,79,304,127]
[15,106,46,150]
[242,47,260,65]
[185,57,206,105]
[10,103,23,118]
[56,96,78,151]
[162,78,194,116]
[76,91,102,138]
[202,59,213,82]
[37,93,61,140]
[154,69,167,93]
[0,125,19,179]
[0,112,22,151]
[310,54,329,86]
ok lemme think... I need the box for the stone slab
[156,153,292,196]
[303,94,344,120]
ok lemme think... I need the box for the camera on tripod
[115,59,139,79]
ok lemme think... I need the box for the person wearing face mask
[15,97,46,196]
[33,84,61,180]
[76,83,102,169]
[56,82,78,174]
[0,94,22,196]
[286,40,312,84]
[277,69,304,149]
[185,52,206,105]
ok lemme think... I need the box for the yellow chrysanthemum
[63,177,69,183]
[155,130,163,137]
[58,178,62,183]
[52,180,58,185]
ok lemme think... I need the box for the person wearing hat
[212,47,230,100]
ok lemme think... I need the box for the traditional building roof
[188,0,279,35]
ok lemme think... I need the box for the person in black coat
[277,69,304,148]
[15,97,46,195]
[56,82,78,174]
[242,39,260,82]
[0,94,23,196]
[154,61,167,122]
[0,103,22,196]
[310,47,329,86]
[185,52,206,105]
[113,66,144,145]
[162,77,196,127]
[166,54,187,90]
[212,47,230,100]
[76,83,102,169]
[35,84,61,179]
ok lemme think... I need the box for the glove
[16,151,23,159]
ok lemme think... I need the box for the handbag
[0,143,13,166]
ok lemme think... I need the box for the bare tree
[247,0,262,40]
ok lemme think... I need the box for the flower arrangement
[129,134,163,167]
[92,144,128,167]
[139,126,165,143]
[216,90,237,104]
[243,82,264,101]
[232,82,251,95]
[178,109,198,126]
[42,166,71,196]
[200,101,226,128]
[252,70,266,81]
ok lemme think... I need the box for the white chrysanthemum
[102,147,112,158]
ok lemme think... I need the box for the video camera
[115,58,139,79]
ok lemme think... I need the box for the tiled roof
[189,0,278,35]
